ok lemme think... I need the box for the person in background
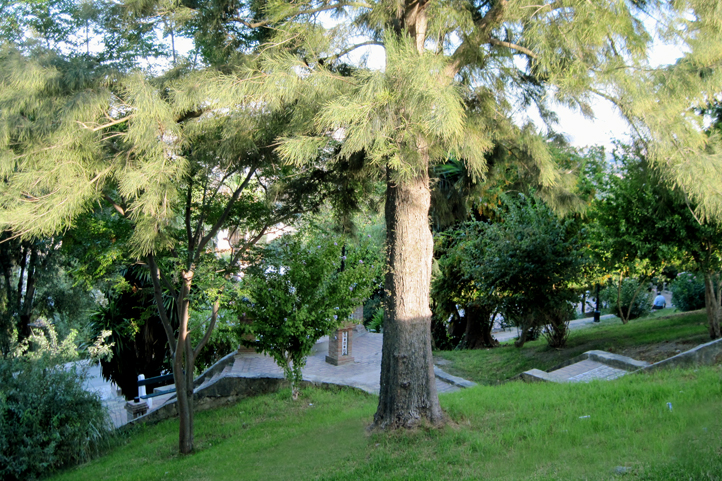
[653,292,667,310]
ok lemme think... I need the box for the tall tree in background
[0,40,341,453]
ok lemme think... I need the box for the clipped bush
[669,272,706,312]
[0,323,112,480]
[601,278,652,320]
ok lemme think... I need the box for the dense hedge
[0,325,112,480]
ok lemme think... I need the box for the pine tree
[216,0,722,429]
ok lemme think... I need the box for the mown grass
[434,310,710,385]
[53,366,722,481]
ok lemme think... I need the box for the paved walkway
[205,327,462,397]
[82,363,129,428]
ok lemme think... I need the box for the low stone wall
[541,350,649,378]
[131,374,288,425]
[128,373,374,427]
[639,337,722,373]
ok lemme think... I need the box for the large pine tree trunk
[373,166,443,429]
[703,272,721,339]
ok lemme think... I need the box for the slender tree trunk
[175,270,195,454]
[703,272,721,339]
[17,245,39,340]
[514,313,535,348]
[374,165,443,429]
[616,272,627,324]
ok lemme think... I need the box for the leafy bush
[669,272,706,312]
[601,278,652,320]
[435,195,585,348]
[239,231,380,397]
[368,307,384,333]
[0,322,112,480]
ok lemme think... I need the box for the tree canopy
[1,0,722,436]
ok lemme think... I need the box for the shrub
[0,322,112,480]
[368,307,384,333]
[239,231,380,398]
[669,272,706,312]
[601,278,652,320]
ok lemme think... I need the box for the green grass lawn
[434,310,711,385]
[54,366,722,481]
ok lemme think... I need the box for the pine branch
[194,167,257,262]
[176,109,204,124]
[191,168,239,252]
[103,194,126,216]
[325,41,384,64]
[489,38,537,59]
[229,1,370,29]
[446,0,509,76]
[147,254,176,356]
[77,116,132,132]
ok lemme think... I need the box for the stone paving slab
[567,364,628,383]
[547,359,607,382]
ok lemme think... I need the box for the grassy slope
[434,310,710,385]
[54,367,722,481]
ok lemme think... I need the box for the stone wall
[640,337,722,373]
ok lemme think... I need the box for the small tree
[463,195,585,348]
[240,231,379,398]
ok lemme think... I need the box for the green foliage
[434,195,585,348]
[0,322,112,480]
[601,278,652,321]
[368,307,384,334]
[590,143,722,325]
[88,265,173,399]
[190,310,240,373]
[240,231,380,387]
[669,272,707,312]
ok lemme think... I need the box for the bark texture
[374,167,443,429]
